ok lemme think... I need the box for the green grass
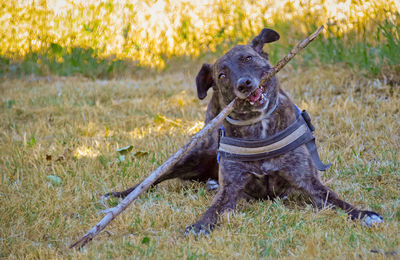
[0,45,134,78]
[310,19,400,77]
[0,1,399,79]
[0,63,399,258]
[1,20,399,79]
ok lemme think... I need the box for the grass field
[1,0,400,259]
[1,62,399,258]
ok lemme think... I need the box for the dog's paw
[184,222,214,236]
[361,211,383,227]
[206,179,219,192]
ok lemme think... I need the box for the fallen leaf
[46,175,62,186]
[116,145,133,155]
[132,151,149,158]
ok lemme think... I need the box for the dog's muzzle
[237,77,255,94]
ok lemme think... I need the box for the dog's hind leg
[274,148,383,227]
[105,92,222,199]
[104,147,219,198]
[289,171,384,227]
[305,177,383,226]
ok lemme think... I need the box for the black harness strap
[218,110,331,171]
[305,138,331,171]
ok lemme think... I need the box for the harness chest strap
[218,110,331,171]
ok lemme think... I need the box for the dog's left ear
[250,28,280,58]
[196,63,214,100]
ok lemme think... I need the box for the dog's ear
[250,28,280,57]
[196,63,214,100]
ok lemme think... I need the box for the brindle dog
[106,28,383,235]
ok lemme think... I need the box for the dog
[106,28,383,235]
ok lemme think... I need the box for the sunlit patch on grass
[168,90,189,108]
[154,114,182,127]
[79,122,98,137]
[128,128,148,140]
[186,120,204,135]
[127,119,204,140]
[74,146,100,159]
[104,126,113,138]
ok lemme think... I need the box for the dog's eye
[245,56,252,62]
[218,73,226,79]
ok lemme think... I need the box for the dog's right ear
[250,28,280,58]
[196,63,214,100]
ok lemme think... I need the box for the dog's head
[196,28,280,112]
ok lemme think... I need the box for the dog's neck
[223,90,297,139]
[226,95,280,126]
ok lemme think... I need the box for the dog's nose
[237,77,254,93]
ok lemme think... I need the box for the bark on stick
[70,25,324,249]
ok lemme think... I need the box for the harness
[217,106,331,171]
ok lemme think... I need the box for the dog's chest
[260,119,269,139]
[226,119,271,139]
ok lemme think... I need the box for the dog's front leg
[184,185,238,235]
[185,161,250,235]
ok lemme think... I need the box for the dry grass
[0,63,399,258]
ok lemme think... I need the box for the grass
[1,0,399,258]
[1,61,399,258]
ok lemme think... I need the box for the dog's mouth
[245,86,266,106]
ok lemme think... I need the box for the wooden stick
[70,25,324,249]
[69,98,237,249]
[259,25,324,87]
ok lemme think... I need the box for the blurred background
[1,0,399,80]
